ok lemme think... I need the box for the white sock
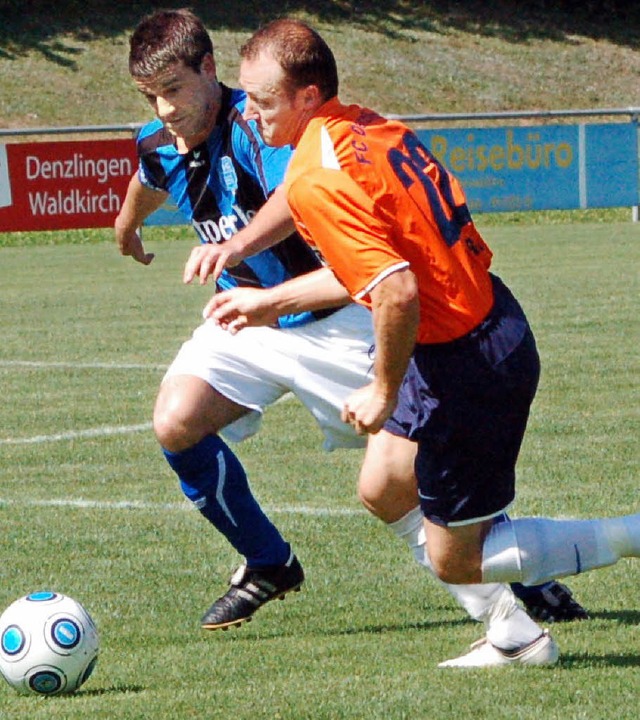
[387,507,429,568]
[482,513,640,586]
[446,583,542,650]
[388,508,542,650]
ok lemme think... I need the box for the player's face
[135,55,219,149]
[239,53,315,147]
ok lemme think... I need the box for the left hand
[341,383,398,435]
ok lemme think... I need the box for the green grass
[0,224,638,718]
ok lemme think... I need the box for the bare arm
[183,185,294,284]
[114,173,168,265]
[342,268,420,435]
[203,266,351,333]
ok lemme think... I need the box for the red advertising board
[0,139,137,232]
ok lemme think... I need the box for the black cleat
[511,581,589,623]
[201,553,304,630]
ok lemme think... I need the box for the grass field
[0,222,638,718]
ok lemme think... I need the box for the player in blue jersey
[114,9,586,655]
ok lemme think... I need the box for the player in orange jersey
[185,19,640,667]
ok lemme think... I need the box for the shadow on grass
[558,653,640,669]
[582,609,640,625]
[201,606,640,645]
[325,616,471,637]
[202,612,471,643]
[68,683,146,697]
[1,0,639,67]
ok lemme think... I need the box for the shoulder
[289,101,369,170]
[221,86,255,140]
[224,89,294,186]
[228,86,248,116]
[136,119,175,158]
[222,85,286,158]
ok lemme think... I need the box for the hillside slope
[0,1,638,128]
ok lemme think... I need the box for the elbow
[392,269,420,321]
[371,267,420,311]
[371,268,420,337]
[400,270,419,307]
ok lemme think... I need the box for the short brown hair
[240,18,338,101]
[129,8,214,79]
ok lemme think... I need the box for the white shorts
[163,304,374,451]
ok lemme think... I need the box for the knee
[358,431,421,524]
[357,471,383,517]
[357,472,421,524]
[153,392,201,452]
[153,405,184,451]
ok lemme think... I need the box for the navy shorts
[384,275,540,526]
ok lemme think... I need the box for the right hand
[115,227,155,265]
[341,382,398,436]
[202,287,280,334]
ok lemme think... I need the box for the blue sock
[163,435,290,568]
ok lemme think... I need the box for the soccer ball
[0,591,99,696]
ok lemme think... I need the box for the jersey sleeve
[135,121,167,192]
[287,168,409,302]
[137,157,165,192]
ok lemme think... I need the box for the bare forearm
[227,185,295,260]
[371,270,420,399]
[264,267,351,315]
[204,266,351,329]
[184,185,297,284]
[114,174,167,235]
[114,174,166,265]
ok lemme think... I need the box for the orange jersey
[284,98,495,344]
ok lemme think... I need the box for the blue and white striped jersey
[136,84,331,328]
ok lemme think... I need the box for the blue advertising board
[416,122,638,212]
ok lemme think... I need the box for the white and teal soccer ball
[0,591,99,696]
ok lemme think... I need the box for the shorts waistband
[416,275,524,354]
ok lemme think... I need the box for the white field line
[0,360,166,371]
[0,360,159,444]
[0,496,361,516]
[0,423,153,445]
[1,362,356,513]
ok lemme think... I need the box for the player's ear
[200,53,217,80]
[302,85,321,109]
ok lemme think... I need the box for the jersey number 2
[388,132,471,248]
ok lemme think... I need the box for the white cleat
[438,629,559,668]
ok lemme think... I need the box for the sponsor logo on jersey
[192,204,256,244]
[189,150,205,169]
[219,155,238,193]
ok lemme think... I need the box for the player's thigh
[358,430,419,523]
[154,374,249,450]
[158,320,294,446]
